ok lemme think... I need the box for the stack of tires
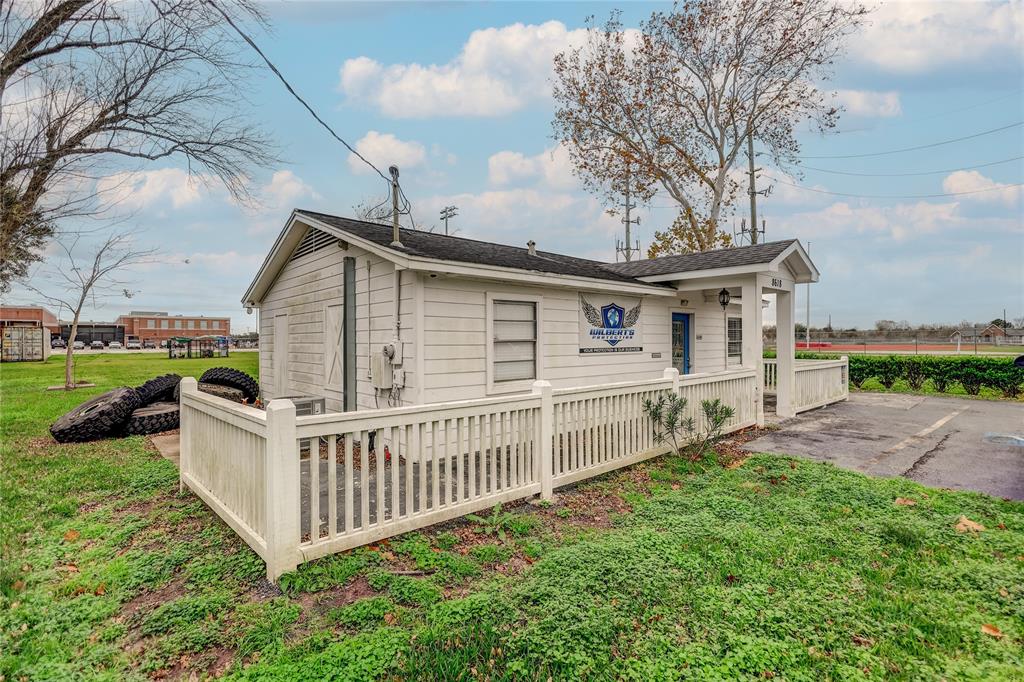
[49,368,259,443]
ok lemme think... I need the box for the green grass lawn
[2,354,1022,680]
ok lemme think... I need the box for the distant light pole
[439,205,457,236]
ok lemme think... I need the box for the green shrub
[876,355,905,389]
[904,357,927,390]
[847,356,872,388]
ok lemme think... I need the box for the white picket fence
[179,368,757,580]
[763,357,849,414]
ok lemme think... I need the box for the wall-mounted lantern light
[718,288,731,309]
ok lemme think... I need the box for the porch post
[775,290,796,418]
[741,280,764,426]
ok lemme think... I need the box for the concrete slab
[745,393,1024,500]
[150,433,180,467]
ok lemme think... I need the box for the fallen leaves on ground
[894,498,916,506]
[63,529,80,542]
[980,624,1004,639]
[955,516,985,533]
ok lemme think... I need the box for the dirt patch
[119,576,189,624]
[294,574,376,616]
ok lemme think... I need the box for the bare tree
[552,1,867,255]
[25,233,157,389]
[352,196,391,224]
[1,0,277,293]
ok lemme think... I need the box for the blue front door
[671,312,691,374]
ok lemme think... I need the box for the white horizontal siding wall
[258,243,417,412]
[420,277,733,403]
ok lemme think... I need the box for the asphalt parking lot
[745,392,1024,500]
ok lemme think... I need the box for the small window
[174,319,182,329]
[160,319,169,329]
[187,320,195,330]
[146,319,154,329]
[727,317,742,363]
[493,300,536,382]
[200,320,208,330]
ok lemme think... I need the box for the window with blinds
[727,317,742,362]
[493,300,536,382]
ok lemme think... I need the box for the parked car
[72,340,85,350]
[51,337,67,349]
[126,339,141,350]
[142,340,156,349]
[108,341,123,349]
[90,340,105,350]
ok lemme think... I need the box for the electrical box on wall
[370,351,394,389]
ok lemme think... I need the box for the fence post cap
[179,376,199,392]
[266,398,296,414]
[662,367,680,379]
[531,379,552,393]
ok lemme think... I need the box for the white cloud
[338,21,591,117]
[260,170,319,209]
[347,131,426,175]
[853,1,1023,74]
[833,89,902,118]
[942,170,1022,206]
[487,144,577,190]
[94,168,207,210]
[779,200,962,241]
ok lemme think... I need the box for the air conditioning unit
[277,394,325,416]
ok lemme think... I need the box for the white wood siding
[258,242,417,412]
[420,278,734,403]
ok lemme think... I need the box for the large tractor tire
[173,381,246,403]
[123,402,180,436]
[198,367,259,402]
[135,374,181,406]
[50,387,140,443]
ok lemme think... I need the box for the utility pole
[747,131,758,245]
[389,165,402,248]
[616,165,641,261]
[439,205,457,236]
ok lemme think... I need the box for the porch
[178,353,847,581]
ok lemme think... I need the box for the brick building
[115,311,231,345]
[0,305,61,334]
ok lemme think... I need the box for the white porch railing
[179,367,758,581]
[763,357,849,414]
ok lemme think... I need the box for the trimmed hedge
[771,353,1023,398]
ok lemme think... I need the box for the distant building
[950,324,1024,345]
[60,321,126,345]
[0,305,61,334]
[115,311,231,345]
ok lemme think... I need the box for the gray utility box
[277,395,325,416]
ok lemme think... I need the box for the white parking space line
[867,408,968,466]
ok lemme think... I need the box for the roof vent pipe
[527,240,536,256]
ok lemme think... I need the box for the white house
[176,210,847,580]
[242,209,824,421]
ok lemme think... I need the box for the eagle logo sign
[580,295,642,347]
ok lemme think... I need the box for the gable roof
[603,240,797,278]
[293,210,643,285]
[243,209,818,305]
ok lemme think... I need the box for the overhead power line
[204,0,389,183]
[801,155,1024,177]
[831,90,1023,134]
[764,176,1023,199]
[784,121,1023,160]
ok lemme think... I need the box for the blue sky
[15,0,1024,332]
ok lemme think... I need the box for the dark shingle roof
[295,210,796,285]
[295,210,646,284]
[602,240,797,278]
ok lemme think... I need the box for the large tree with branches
[552,0,867,255]
[0,0,276,292]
